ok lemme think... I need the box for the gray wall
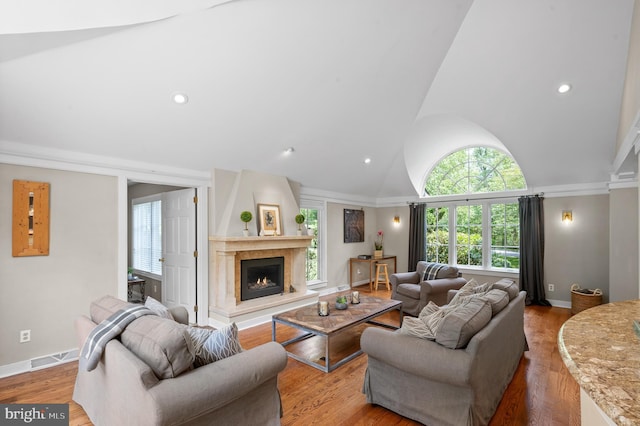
[544,195,610,303]
[609,188,639,301]
[0,164,118,366]
[326,202,378,288]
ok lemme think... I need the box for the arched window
[425,147,525,196]
[424,147,525,271]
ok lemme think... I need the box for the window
[426,202,519,271]
[300,199,326,285]
[132,196,162,276]
[423,147,525,271]
[425,147,525,196]
[300,207,318,281]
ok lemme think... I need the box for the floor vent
[30,349,79,370]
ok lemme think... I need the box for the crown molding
[0,140,211,187]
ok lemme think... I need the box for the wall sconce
[393,216,400,226]
[562,210,573,224]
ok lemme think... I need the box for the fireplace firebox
[241,256,285,301]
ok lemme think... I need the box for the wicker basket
[570,283,603,315]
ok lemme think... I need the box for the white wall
[0,164,118,367]
[210,169,301,237]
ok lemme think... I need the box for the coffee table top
[272,291,401,334]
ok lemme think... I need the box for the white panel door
[162,188,197,323]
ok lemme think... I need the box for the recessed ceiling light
[364,158,372,164]
[557,84,571,94]
[172,92,189,104]
[284,147,295,155]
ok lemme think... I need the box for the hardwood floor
[0,289,579,425]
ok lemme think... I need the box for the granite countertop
[558,300,640,425]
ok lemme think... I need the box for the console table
[349,255,396,289]
[127,278,146,303]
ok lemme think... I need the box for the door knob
[159,258,165,262]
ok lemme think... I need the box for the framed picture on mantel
[257,204,281,236]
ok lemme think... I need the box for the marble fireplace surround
[208,235,317,328]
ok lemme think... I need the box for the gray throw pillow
[187,323,243,367]
[120,315,195,379]
[435,297,492,349]
[478,288,510,316]
[491,280,519,300]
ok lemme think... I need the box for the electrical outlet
[19,329,31,343]
[548,283,555,292]
[357,269,361,275]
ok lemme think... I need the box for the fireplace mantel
[210,235,313,251]
[208,235,317,327]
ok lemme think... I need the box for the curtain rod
[408,192,544,205]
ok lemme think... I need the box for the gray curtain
[518,195,550,306]
[408,203,426,271]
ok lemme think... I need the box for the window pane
[426,207,449,264]
[132,199,162,276]
[490,202,519,270]
[455,205,482,267]
[300,208,318,281]
[425,147,526,196]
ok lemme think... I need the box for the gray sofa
[391,261,467,316]
[361,285,527,426]
[73,295,288,426]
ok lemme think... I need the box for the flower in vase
[375,230,384,250]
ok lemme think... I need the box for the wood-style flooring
[0,287,579,425]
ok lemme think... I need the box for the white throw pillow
[400,302,449,340]
[448,278,490,306]
[145,296,174,320]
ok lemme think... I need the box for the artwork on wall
[257,203,281,236]
[344,209,364,243]
[12,180,50,257]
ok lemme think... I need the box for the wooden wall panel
[12,180,50,257]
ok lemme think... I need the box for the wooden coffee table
[272,291,402,372]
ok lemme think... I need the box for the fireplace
[241,256,285,301]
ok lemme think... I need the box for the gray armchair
[391,261,466,316]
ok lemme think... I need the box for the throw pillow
[491,280,519,300]
[145,296,174,320]
[435,297,492,349]
[400,302,448,340]
[448,278,490,305]
[187,323,243,367]
[120,315,195,379]
[477,288,510,316]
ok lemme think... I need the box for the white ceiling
[0,0,635,199]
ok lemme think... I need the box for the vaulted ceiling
[0,0,635,199]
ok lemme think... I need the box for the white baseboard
[548,299,571,309]
[0,348,79,379]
